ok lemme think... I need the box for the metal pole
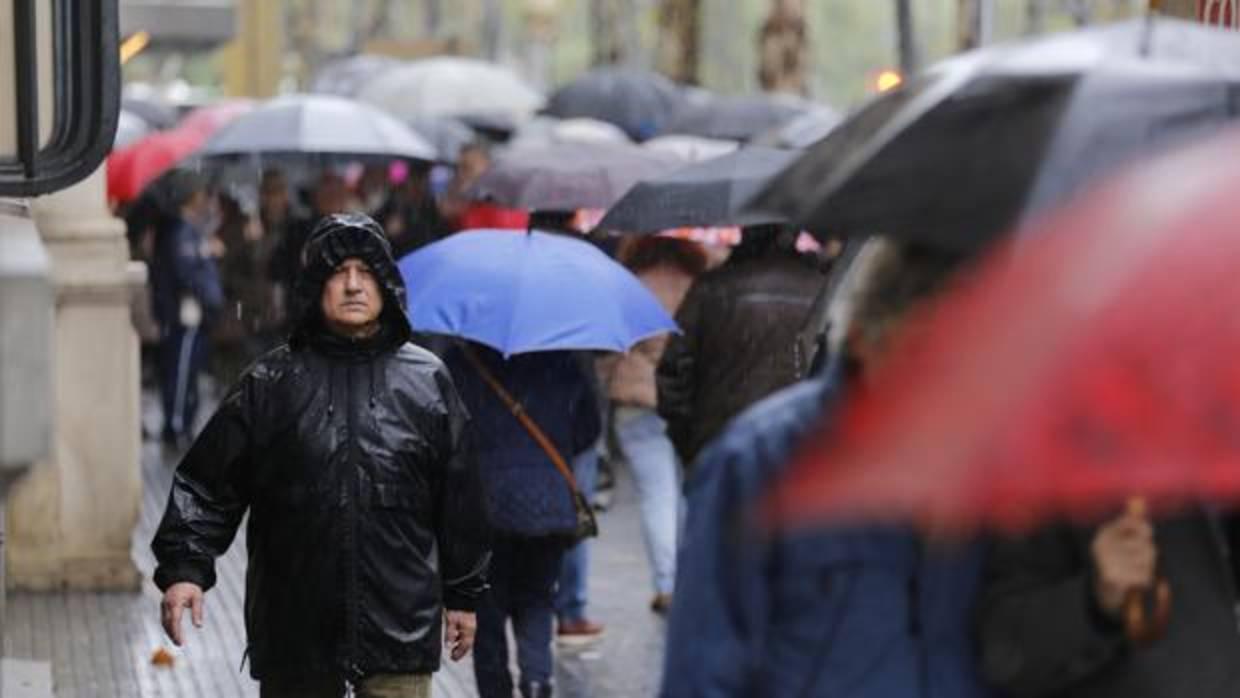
[894,0,920,74]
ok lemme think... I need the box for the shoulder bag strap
[461,345,581,492]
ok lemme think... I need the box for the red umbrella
[766,126,1240,534]
[106,127,205,205]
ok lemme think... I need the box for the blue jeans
[556,448,599,623]
[615,407,682,595]
[474,535,565,698]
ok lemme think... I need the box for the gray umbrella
[750,17,1240,251]
[311,54,404,97]
[545,67,684,141]
[662,93,813,142]
[752,107,843,148]
[357,58,544,125]
[198,94,437,162]
[597,146,800,233]
[113,110,151,150]
[405,115,477,163]
[470,142,683,211]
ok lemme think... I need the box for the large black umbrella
[750,17,1240,251]
[545,67,683,141]
[469,142,682,211]
[663,93,812,142]
[597,146,800,233]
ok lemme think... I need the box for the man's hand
[1091,503,1157,618]
[161,582,205,647]
[444,610,477,661]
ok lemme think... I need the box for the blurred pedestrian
[657,224,826,468]
[149,170,224,447]
[599,237,708,614]
[212,186,283,383]
[444,343,602,698]
[979,500,1240,695]
[152,213,489,698]
[662,240,992,698]
[375,166,447,257]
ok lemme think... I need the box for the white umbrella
[642,134,738,163]
[198,94,437,162]
[357,57,544,124]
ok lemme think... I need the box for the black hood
[290,212,414,349]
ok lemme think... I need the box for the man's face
[320,258,384,336]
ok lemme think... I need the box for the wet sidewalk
[3,392,666,697]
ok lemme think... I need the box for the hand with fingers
[1091,503,1158,618]
[444,610,477,661]
[161,582,206,647]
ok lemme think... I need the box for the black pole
[895,0,919,75]
[14,0,40,178]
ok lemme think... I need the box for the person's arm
[170,223,224,313]
[661,438,771,698]
[978,524,1131,697]
[657,282,706,460]
[151,374,255,644]
[432,366,491,614]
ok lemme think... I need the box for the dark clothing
[474,535,565,698]
[158,324,208,438]
[657,254,824,465]
[663,373,993,698]
[152,214,490,682]
[149,219,224,329]
[979,510,1240,697]
[374,192,447,258]
[443,346,602,537]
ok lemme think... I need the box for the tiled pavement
[4,392,666,697]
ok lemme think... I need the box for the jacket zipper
[345,364,362,679]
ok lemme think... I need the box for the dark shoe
[556,618,605,646]
[520,680,553,698]
[650,593,673,615]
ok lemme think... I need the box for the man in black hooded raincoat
[151,213,490,698]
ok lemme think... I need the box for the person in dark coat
[148,170,224,446]
[374,166,447,258]
[979,506,1240,696]
[656,224,826,466]
[661,239,993,698]
[443,343,602,698]
[151,213,490,698]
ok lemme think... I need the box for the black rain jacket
[151,213,490,682]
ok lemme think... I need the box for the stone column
[5,167,143,591]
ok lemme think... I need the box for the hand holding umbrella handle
[1120,497,1171,647]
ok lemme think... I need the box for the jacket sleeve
[977,525,1127,697]
[660,436,771,698]
[657,281,705,460]
[171,223,224,312]
[433,366,492,612]
[150,375,254,592]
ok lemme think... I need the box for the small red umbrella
[106,127,205,205]
[766,126,1240,534]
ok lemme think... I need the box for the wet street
[3,391,666,697]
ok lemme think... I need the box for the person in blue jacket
[443,343,602,698]
[149,170,224,447]
[661,239,994,698]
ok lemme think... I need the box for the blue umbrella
[399,229,677,355]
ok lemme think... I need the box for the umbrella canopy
[751,17,1240,252]
[113,110,151,150]
[178,99,255,137]
[121,96,178,130]
[470,142,682,211]
[107,127,207,204]
[357,57,544,125]
[197,94,437,162]
[642,134,739,162]
[405,114,477,163]
[399,229,677,355]
[311,54,404,97]
[545,67,683,141]
[752,107,843,148]
[764,126,1240,534]
[509,116,633,149]
[662,93,812,142]
[597,146,800,233]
